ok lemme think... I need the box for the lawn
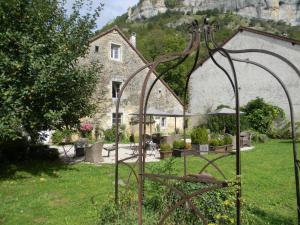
[0,140,298,225]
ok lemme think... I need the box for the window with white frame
[110,44,121,60]
[112,81,122,98]
[112,113,123,126]
[160,117,167,128]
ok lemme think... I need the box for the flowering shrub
[80,123,93,138]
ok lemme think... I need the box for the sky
[64,0,139,30]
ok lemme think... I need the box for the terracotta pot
[210,145,227,153]
[159,151,173,159]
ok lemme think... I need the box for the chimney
[129,32,136,47]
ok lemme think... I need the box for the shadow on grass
[246,205,295,225]
[0,159,78,180]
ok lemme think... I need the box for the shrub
[51,129,74,145]
[191,127,208,144]
[160,143,172,152]
[207,107,249,135]
[28,145,59,161]
[172,140,185,149]
[247,130,268,143]
[224,134,233,145]
[0,138,29,162]
[242,97,285,134]
[210,138,224,146]
[166,181,236,224]
[103,125,129,143]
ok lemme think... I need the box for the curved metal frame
[113,19,300,225]
[207,27,300,223]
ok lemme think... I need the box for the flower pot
[172,149,196,157]
[192,144,209,155]
[85,141,103,163]
[226,144,233,152]
[159,151,172,159]
[210,145,227,153]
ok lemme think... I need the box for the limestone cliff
[128,0,300,25]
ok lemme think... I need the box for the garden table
[59,142,75,161]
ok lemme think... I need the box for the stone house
[189,27,300,125]
[80,26,184,135]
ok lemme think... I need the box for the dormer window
[95,45,99,53]
[111,44,121,61]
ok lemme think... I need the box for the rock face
[128,0,300,25]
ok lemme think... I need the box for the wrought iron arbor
[114,19,300,225]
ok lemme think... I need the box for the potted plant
[172,140,184,157]
[209,137,226,153]
[159,143,172,159]
[191,127,209,155]
[224,134,233,152]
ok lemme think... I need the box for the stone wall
[189,30,300,125]
[81,29,184,134]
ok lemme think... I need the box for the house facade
[80,26,184,135]
[189,27,300,125]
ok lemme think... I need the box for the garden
[0,140,298,225]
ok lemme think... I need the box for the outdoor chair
[103,132,122,157]
[240,131,251,147]
[129,134,138,155]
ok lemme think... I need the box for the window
[112,113,123,126]
[111,44,121,60]
[160,117,167,128]
[112,81,122,98]
[95,45,99,53]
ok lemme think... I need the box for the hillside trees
[0,0,103,142]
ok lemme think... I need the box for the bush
[242,97,285,134]
[166,182,236,224]
[210,138,224,146]
[160,143,172,152]
[247,130,268,143]
[191,127,208,144]
[224,134,233,145]
[51,129,74,145]
[28,145,59,161]
[103,125,129,143]
[207,107,249,135]
[0,140,59,162]
[172,140,185,149]
[0,138,29,162]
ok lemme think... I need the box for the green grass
[0,140,298,224]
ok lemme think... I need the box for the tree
[0,0,103,142]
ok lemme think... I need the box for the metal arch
[137,28,201,225]
[115,63,154,204]
[208,30,300,223]
[203,25,242,225]
[141,30,197,187]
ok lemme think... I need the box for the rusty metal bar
[209,30,300,223]
[204,24,241,225]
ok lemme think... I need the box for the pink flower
[80,123,93,132]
